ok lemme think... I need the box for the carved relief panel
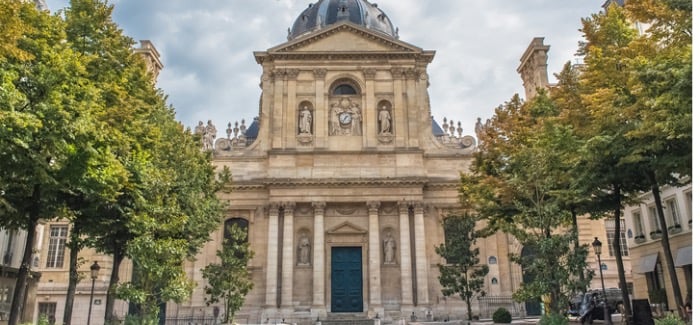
[328,80,362,136]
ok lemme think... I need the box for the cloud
[45,0,604,137]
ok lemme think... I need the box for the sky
[44,0,606,138]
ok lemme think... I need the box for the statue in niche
[299,106,312,135]
[383,232,396,264]
[378,105,392,135]
[298,235,311,265]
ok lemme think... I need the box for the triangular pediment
[327,221,367,235]
[269,22,423,54]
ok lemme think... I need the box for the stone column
[391,68,406,147]
[280,202,296,308]
[367,201,382,309]
[314,69,327,147]
[363,68,377,147]
[398,201,413,307]
[412,203,429,305]
[272,69,286,149]
[312,202,326,309]
[265,203,281,307]
[286,69,299,148]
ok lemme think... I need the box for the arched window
[224,218,249,244]
[333,84,358,95]
[488,256,497,264]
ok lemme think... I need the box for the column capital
[391,67,404,79]
[313,68,327,79]
[410,201,424,213]
[312,202,326,215]
[367,201,381,213]
[283,202,296,213]
[363,68,377,80]
[273,69,286,81]
[398,201,410,214]
[268,202,282,212]
[286,69,300,80]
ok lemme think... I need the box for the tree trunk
[613,185,632,324]
[571,207,586,293]
[8,186,40,325]
[62,229,82,325]
[104,247,124,324]
[649,173,686,319]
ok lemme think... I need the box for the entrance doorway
[331,247,363,312]
[521,245,542,316]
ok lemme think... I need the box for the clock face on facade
[339,112,352,125]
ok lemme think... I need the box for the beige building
[623,183,692,315]
[26,1,654,324]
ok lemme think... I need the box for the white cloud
[45,0,604,138]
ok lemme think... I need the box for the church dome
[289,0,398,40]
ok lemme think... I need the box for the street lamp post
[87,261,100,325]
[592,237,612,325]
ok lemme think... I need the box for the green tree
[202,224,254,323]
[435,213,489,321]
[462,92,593,315]
[0,2,119,324]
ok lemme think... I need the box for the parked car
[578,292,614,324]
[568,288,625,316]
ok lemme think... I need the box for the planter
[667,224,682,235]
[650,230,663,240]
[634,235,646,244]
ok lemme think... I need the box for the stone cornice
[223,178,462,191]
[256,52,434,64]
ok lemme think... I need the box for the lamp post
[87,261,100,325]
[592,237,612,325]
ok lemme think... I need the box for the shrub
[492,307,512,324]
[654,313,685,325]
[538,313,569,325]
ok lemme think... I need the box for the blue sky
[44,0,605,137]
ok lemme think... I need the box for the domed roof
[289,0,398,40]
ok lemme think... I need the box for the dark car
[568,288,625,316]
[578,292,614,324]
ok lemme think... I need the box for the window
[488,256,497,264]
[664,197,681,227]
[605,219,629,256]
[684,191,692,224]
[648,206,661,232]
[2,230,14,265]
[38,302,57,324]
[223,218,249,244]
[632,211,644,238]
[333,84,357,95]
[46,226,68,268]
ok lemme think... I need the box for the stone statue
[350,103,362,135]
[378,106,391,135]
[194,121,206,148]
[298,235,311,265]
[203,120,217,151]
[474,117,485,143]
[330,103,342,135]
[299,106,312,135]
[383,232,396,264]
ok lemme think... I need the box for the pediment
[327,221,367,235]
[269,22,423,54]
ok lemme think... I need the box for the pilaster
[265,203,281,307]
[280,202,296,308]
[412,202,429,305]
[398,201,413,307]
[367,201,382,309]
[312,202,326,311]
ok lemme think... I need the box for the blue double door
[331,247,363,312]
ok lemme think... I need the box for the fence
[162,316,220,325]
[477,296,526,319]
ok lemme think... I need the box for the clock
[339,112,352,125]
